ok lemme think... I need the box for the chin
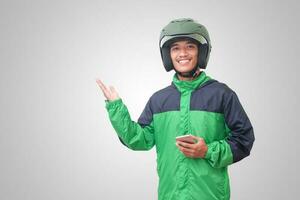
[174,67,194,73]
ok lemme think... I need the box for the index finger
[190,135,204,143]
[96,79,108,93]
[177,141,194,149]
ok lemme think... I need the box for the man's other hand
[176,135,208,158]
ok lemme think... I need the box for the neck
[177,69,202,81]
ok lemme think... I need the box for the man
[96,18,254,200]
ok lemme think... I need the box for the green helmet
[159,18,212,74]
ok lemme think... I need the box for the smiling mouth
[178,59,190,64]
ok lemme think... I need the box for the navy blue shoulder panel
[152,85,180,114]
[148,85,181,114]
[137,85,180,127]
[190,80,226,113]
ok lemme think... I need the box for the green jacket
[105,72,254,200]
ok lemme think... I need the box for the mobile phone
[176,134,196,144]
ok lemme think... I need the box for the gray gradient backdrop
[1,0,299,199]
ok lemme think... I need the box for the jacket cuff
[204,143,212,160]
[105,98,122,110]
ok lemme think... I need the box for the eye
[187,44,196,49]
[170,46,179,52]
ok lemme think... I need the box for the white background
[1,0,299,199]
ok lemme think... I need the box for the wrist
[204,144,211,159]
[105,98,122,109]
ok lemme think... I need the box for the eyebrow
[170,41,196,48]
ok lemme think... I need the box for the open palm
[96,79,120,101]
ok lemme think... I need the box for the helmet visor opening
[160,34,207,48]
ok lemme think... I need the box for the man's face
[170,40,198,74]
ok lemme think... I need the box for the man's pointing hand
[96,79,120,101]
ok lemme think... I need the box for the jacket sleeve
[105,98,155,150]
[205,89,255,168]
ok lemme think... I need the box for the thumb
[109,86,116,93]
[190,135,202,142]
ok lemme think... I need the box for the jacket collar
[172,71,212,93]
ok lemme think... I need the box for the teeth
[179,60,189,64]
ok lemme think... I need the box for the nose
[178,47,188,57]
